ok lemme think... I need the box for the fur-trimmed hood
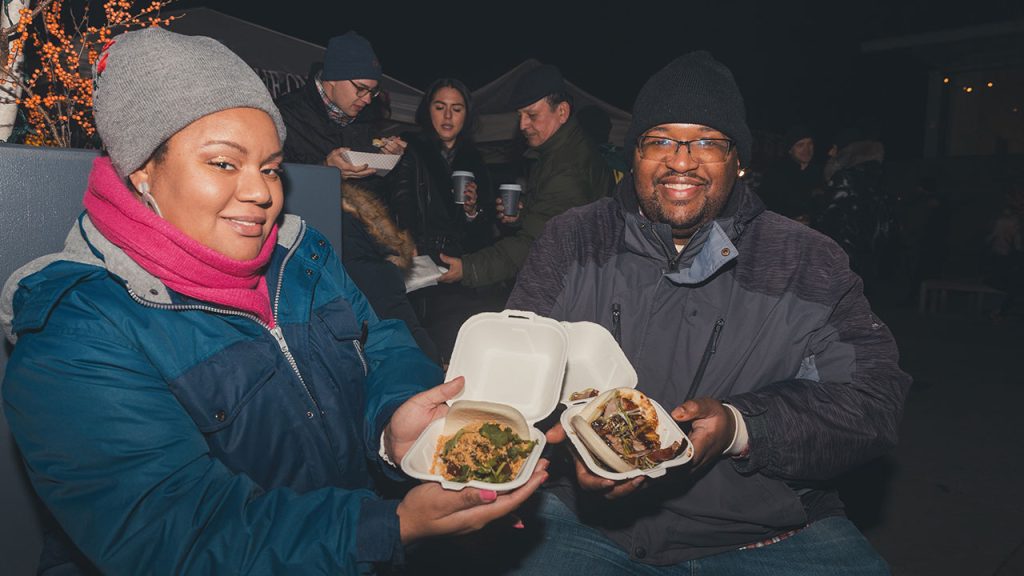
[341,183,415,272]
[825,140,885,182]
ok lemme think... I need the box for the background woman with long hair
[390,78,503,361]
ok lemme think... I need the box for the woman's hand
[384,377,465,465]
[463,181,478,218]
[545,424,644,500]
[671,397,736,473]
[397,459,549,543]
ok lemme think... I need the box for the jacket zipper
[352,341,369,376]
[125,223,324,417]
[687,318,725,402]
[611,303,622,344]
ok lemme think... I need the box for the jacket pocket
[168,343,279,434]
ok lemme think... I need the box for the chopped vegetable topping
[433,423,537,483]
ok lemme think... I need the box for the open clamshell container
[400,310,567,491]
[559,322,694,481]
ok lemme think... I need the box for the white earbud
[138,181,163,218]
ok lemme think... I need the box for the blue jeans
[484,492,891,576]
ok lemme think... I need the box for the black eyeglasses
[349,80,381,100]
[637,136,735,164]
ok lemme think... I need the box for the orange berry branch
[1,0,177,147]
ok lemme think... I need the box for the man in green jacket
[438,64,613,288]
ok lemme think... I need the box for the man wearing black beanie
[503,51,908,574]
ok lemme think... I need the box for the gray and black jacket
[508,177,911,564]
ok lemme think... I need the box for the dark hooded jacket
[508,177,911,563]
[388,132,496,258]
[276,78,392,196]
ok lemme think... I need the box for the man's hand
[437,253,463,283]
[326,146,376,179]
[378,136,407,155]
[495,196,524,224]
[397,459,549,544]
[384,377,464,465]
[463,181,479,218]
[671,397,736,472]
[546,424,645,500]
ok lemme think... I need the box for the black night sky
[169,1,1023,159]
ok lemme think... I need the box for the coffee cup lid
[452,170,475,178]
[499,184,522,190]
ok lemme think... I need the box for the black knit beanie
[626,51,752,167]
[322,32,382,81]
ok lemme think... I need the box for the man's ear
[557,101,570,124]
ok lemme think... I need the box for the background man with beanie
[503,51,909,574]
[758,123,824,222]
[276,31,438,362]
[276,31,405,192]
[437,64,613,288]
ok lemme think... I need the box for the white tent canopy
[471,59,632,146]
[165,8,423,124]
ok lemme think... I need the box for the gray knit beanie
[92,27,286,178]
[626,51,752,167]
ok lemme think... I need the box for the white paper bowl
[339,150,401,175]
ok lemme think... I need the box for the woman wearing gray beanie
[1,27,545,575]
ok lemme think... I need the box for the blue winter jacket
[1,213,442,574]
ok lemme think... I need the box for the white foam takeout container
[558,322,694,481]
[401,310,568,491]
[339,150,400,175]
[399,311,694,489]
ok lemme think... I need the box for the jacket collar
[1,214,304,343]
[532,116,582,157]
[615,173,764,285]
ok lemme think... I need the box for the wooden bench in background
[918,278,1006,314]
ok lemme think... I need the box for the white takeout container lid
[557,322,693,480]
[400,310,567,490]
[339,150,400,175]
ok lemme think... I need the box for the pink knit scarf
[83,157,278,328]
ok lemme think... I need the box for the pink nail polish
[513,520,525,529]
[480,489,498,502]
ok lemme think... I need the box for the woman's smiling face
[129,108,285,261]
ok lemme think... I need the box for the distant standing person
[577,104,629,183]
[814,128,891,286]
[758,124,823,223]
[438,64,614,288]
[984,184,1024,320]
[276,31,405,194]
